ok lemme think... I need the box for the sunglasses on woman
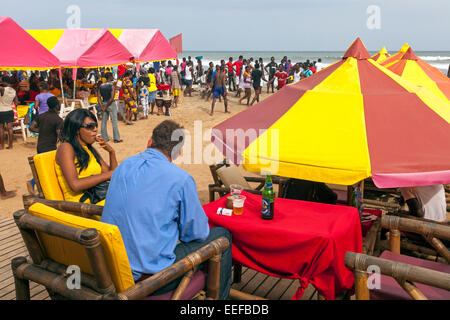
[80,122,98,131]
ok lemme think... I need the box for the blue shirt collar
[143,148,170,162]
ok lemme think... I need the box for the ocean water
[183,50,450,75]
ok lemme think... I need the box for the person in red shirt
[268,65,288,90]
[226,57,236,92]
[233,55,243,97]
[118,64,127,78]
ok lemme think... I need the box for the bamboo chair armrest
[243,176,288,185]
[208,185,262,195]
[119,237,230,300]
[244,177,266,183]
[390,212,450,226]
[382,215,450,241]
[208,184,222,190]
[244,189,263,195]
[23,195,103,217]
[345,252,450,292]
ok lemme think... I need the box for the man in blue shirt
[101,120,232,299]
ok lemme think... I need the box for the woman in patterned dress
[122,71,137,125]
[136,69,150,119]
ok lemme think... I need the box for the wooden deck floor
[0,215,316,301]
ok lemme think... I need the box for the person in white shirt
[184,61,194,97]
[293,64,302,83]
[315,58,326,72]
[399,185,447,222]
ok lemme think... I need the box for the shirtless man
[265,57,278,93]
[210,66,229,116]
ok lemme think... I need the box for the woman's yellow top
[55,145,105,205]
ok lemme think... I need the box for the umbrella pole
[348,180,365,218]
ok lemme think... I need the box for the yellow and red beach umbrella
[371,46,390,63]
[211,38,450,188]
[380,43,410,67]
[387,47,450,101]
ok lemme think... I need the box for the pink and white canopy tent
[0,16,60,70]
[117,29,178,63]
[50,28,133,68]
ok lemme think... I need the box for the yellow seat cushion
[216,165,251,189]
[16,105,30,118]
[28,203,135,292]
[34,151,64,201]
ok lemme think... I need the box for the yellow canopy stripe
[243,57,372,185]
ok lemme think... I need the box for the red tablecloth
[203,191,363,300]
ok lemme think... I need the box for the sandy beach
[0,88,271,218]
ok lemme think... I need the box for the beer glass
[232,195,246,215]
[230,184,243,199]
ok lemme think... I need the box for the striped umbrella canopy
[380,43,410,68]
[211,38,450,188]
[387,47,450,101]
[371,46,390,63]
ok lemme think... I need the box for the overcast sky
[3,0,449,51]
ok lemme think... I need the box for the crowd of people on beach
[0,54,326,200]
[0,55,327,150]
[0,55,449,301]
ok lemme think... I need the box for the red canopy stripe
[211,60,344,164]
[359,60,450,180]
[386,59,407,76]
[415,60,450,100]
[0,16,60,69]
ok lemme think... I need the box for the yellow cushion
[216,165,251,189]
[17,105,30,118]
[34,151,64,201]
[28,203,135,292]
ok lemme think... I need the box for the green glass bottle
[261,174,275,220]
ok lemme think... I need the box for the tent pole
[58,68,66,107]
[72,68,78,100]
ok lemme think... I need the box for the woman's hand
[95,135,114,154]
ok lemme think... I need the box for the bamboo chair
[11,202,230,300]
[345,215,450,300]
[208,159,288,202]
[28,150,93,207]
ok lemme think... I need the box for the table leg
[233,264,242,283]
